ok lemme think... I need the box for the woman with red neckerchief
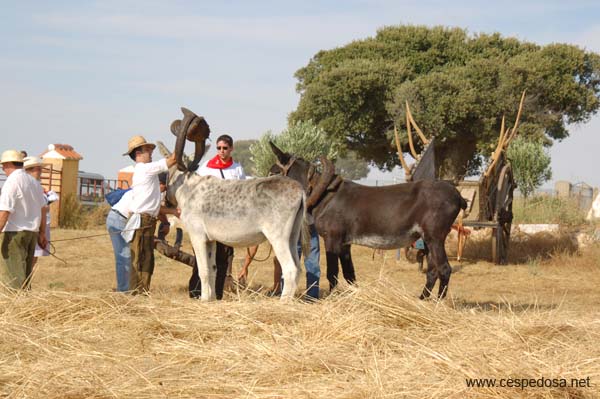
[190,134,246,299]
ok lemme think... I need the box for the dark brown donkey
[269,143,467,299]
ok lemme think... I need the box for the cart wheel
[491,164,514,264]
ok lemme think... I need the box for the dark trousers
[129,214,157,294]
[189,242,233,300]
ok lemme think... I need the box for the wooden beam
[406,101,430,145]
[405,102,419,159]
[394,123,412,179]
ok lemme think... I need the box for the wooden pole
[405,102,419,159]
[504,90,526,149]
[394,123,412,179]
[406,101,430,145]
[485,115,507,178]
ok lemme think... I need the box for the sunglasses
[216,146,230,150]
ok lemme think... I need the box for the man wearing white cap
[123,136,177,294]
[24,156,59,271]
[0,150,47,289]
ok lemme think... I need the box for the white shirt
[197,160,246,180]
[0,169,46,232]
[130,159,168,217]
[43,190,59,224]
[112,189,134,219]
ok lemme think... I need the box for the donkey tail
[299,192,311,259]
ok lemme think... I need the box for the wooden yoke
[405,102,419,159]
[402,102,435,181]
[485,115,507,181]
[405,101,430,146]
[484,91,526,180]
[394,123,412,180]
[503,90,526,150]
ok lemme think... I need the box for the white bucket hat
[24,156,44,169]
[0,150,24,164]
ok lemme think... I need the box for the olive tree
[292,25,600,180]
[507,137,552,199]
[250,120,338,177]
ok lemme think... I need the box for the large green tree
[291,25,600,179]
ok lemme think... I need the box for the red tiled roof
[39,144,83,160]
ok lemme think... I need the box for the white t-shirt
[130,159,168,217]
[0,169,46,232]
[44,190,59,224]
[112,189,134,219]
[197,160,246,180]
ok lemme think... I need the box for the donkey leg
[339,245,356,285]
[437,260,452,299]
[270,239,300,301]
[431,241,452,299]
[190,237,217,302]
[324,235,343,291]
[326,251,340,291]
[420,240,451,299]
[419,246,438,300]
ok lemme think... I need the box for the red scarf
[206,154,233,169]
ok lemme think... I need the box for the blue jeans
[297,224,320,299]
[106,210,131,292]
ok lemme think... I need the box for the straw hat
[24,156,44,169]
[0,150,24,164]
[123,135,156,156]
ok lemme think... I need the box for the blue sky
[1,1,600,186]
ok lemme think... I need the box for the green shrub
[60,193,109,229]
[250,120,339,177]
[59,193,86,229]
[512,195,587,226]
[507,137,552,199]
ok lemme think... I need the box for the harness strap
[274,157,296,177]
[307,172,342,211]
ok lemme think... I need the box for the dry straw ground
[1,227,599,398]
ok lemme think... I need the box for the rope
[38,224,156,266]
[51,224,155,243]
[41,242,67,265]
[46,225,273,268]
[249,244,273,263]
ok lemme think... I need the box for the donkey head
[171,107,210,173]
[269,141,335,208]
[158,107,210,207]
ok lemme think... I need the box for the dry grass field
[1,226,600,398]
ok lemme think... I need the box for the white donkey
[163,108,310,301]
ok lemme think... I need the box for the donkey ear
[269,141,290,164]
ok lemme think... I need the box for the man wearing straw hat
[123,136,177,294]
[0,150,47,290]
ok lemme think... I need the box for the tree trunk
[435,136,478,182]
